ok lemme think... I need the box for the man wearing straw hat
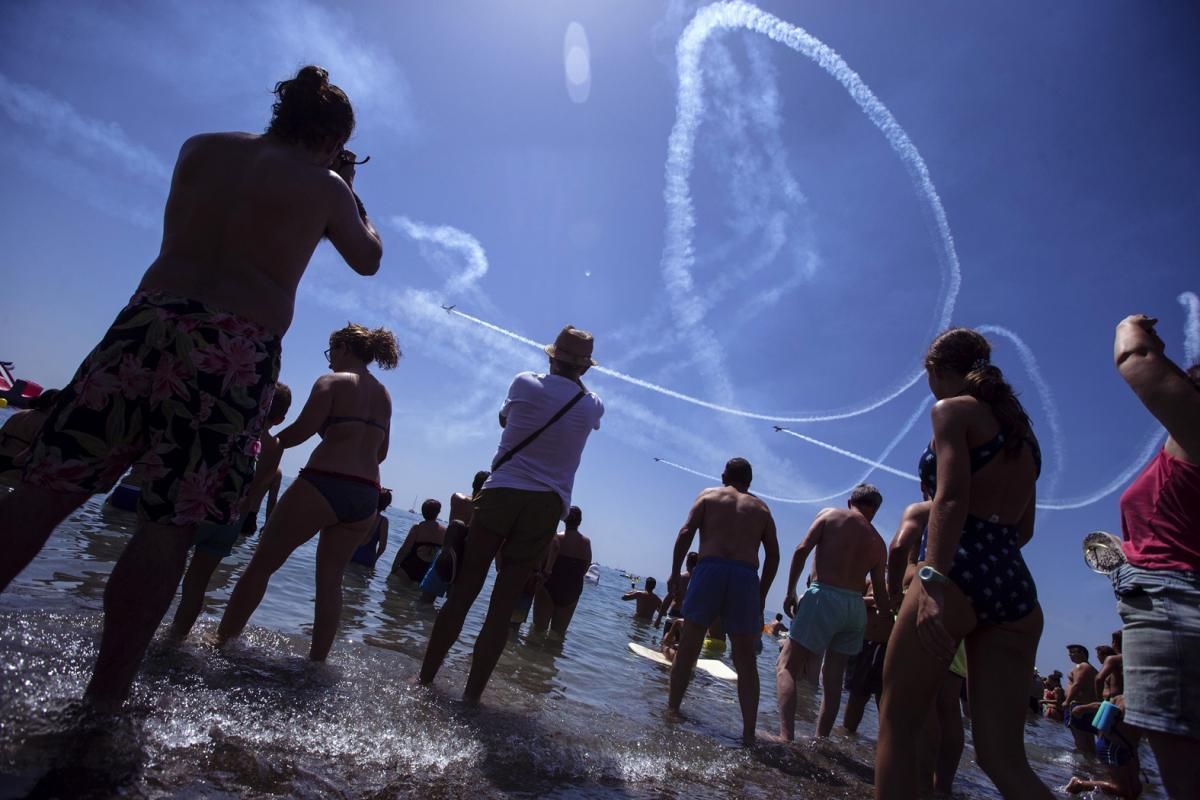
[419,325,604,704]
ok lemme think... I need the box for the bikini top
[318,415,387,438]
[919,429,1041,498]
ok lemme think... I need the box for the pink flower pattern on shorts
[21,291,280,526]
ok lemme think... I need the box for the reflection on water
[0,491,1164,798]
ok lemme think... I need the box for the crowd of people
[0,64,1196,800]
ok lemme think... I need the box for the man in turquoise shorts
[776,484,889,740]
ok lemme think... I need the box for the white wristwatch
[918,565,950,585]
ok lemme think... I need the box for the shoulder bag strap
[491,389,587,472]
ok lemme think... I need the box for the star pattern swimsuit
[919,429,1041,624]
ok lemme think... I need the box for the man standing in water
[0,66,381,711]
[419,326,603,705]
[622,577,662,620]
[1064,643,1100,754]
[776,484,888,740]
[667,457,780,746]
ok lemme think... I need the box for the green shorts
[473,487,562,568]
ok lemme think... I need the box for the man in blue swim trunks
[776,484,889,740]
[666,457,780,746]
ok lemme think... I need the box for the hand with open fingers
[915,582,957,661]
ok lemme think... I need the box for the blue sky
[2,1,1197,672]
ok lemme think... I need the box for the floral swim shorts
[22,291,281,527]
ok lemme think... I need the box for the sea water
[0,474,1162,798]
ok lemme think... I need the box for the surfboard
[627,642,738,681]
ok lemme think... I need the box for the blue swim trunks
[194,514,250,559]
[681,557,761,636]
[788,583,867,656]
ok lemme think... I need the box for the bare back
[557,529,591,561]
[691,485,775,568]
[449,492,474,524]
[306,372,391,480]
[810,508,886,592]
[139,133,375,335]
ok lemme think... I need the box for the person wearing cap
[419,325,604,705]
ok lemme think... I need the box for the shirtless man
[654,551,698,627]
[1095,631,1124,701]
[622,577,662,620]
[667,457,780,745]
[0,65,381,711]
[1064,643,1100,754]
[777,484,887,740]
[766,613,788,638]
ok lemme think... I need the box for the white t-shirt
[485,372,604,518]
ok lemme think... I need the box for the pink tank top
[1119,448,1200,571]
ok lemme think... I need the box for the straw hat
[544,325,596,367]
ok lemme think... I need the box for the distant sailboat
[408,495,418,513]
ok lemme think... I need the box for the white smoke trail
[447,306,924,422]
[975,324,1065,497]
[661,427,1164,511]
[1179,291,1200,365]
[1035,430,1165,511]
[774,429,920,483]
[393,216,490,294]
[662,0,962,419]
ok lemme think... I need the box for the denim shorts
[1112,563,1200,737]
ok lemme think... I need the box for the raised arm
[324,169,382,276]
[759,513,780,613]
[1114,314,1200,459]
[275,376,335,449]
[783,511,827,617]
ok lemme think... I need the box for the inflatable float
[0,361,43,409]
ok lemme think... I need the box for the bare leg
[843,692,869,733]
[216,479,331,644]
[84,521,194,711]
[1145,731,1200,799]
[729,633,760,744]
[876,580,975,800]
[168,549,223,640]
[966,605,1053,800]
[310,520,371,661]
[775,638,817,741]
[0,484,88,591]
[550,600,579,636]
[935,673,966,794]
[464,561,534,704]
[816,651,849,737]
[419,523,502,685]
[668,620,707,713]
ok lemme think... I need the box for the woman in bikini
[875,328,1052,799]
[217,323,398,660]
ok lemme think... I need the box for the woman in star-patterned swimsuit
[876,328,1051,800]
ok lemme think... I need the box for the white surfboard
[627,642,738,681]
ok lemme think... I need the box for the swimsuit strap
[319,415,388,436]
